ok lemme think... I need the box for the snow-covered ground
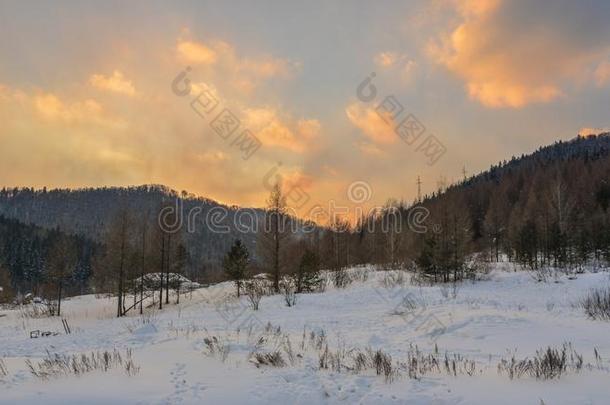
[1,264,610,404]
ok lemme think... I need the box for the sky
[1,0,610,218]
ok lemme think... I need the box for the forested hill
[0,185,265,276]
[0,185,240,240]
[412,133,610,269]
[460,133,610,189]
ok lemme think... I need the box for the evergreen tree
[296,249,321,293]
[223,239,249,297]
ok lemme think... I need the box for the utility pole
[416,176,422,203]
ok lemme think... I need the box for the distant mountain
[0,185,265,277]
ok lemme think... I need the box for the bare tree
[106,208,134,317]
[172,242,188,304]
[46,236,77,316]
[259,183,289,293]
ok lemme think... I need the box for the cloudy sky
[1,0,609,214]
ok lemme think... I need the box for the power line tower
[416,175,422,203]
[462,165,467,181]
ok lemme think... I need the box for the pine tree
[296,249,321,293]
[223,239,249,297]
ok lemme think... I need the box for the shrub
[580,288,610,320]
[296,250,323,293]
[203,336,230,362]
[333,268,352,288]
[250,351,286,368]
[372,349,395,382]
[243,279,265,310]
[498,344,582,380]
[280,279,297,307]
[380,270,407,288]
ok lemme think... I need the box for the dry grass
[203,336,230,362]
[0,358,8,377]
[26,349,139,380]
[580,288,610,321]
[498,343,584,380]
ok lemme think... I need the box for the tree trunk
[57,281,62,317]
[166,234,171,305]
[140,224,146,315]
[159,235,164,310]
[273,213,280,293]
[118,237,125,317]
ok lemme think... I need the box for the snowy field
[1,264,610,404]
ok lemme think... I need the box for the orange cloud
[33,92,123,128]
[358,141,385,157]
[243,107,320,153]
[428,0,610,108]
[240,56,296,79]
[345,103,396,144]
[176,36,298,94]
[373,52,416,84]
[283,169,314,191]
[579,127,610,137]
[177,40,218,64]
[374,52,401,68]
[89,70,136,96]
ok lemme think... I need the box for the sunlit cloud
[345,103,396,145]
[177,40,218,65]
[358,141,386,157]
[89,70,137,97]
[176,36,299,94]
[32,91,125,129]
[428,0,610,108]
[242,107,320,153]
[374,52,402,68]
[283,169,314,191]
[579,127,610,137]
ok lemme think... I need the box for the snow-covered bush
[203,336,230,362]
[333,268,353,288]
[280,279,296,307]
[244,279,265,310]
[249,351,285,368]
[380,270,407,288]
